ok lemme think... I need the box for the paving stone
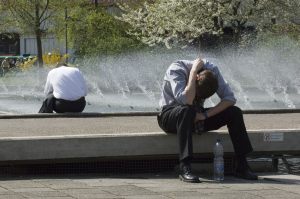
[100,185,157,196]
[0,180,46,189]
[269,184,300,194]
[18,190,70,198]
[0,187,9,192]
[199,193,262,199]
[75,178,134,187]
[247,189,300,199]
[185,188,246,195]
[61,188,108,195]
[143,182,227,193]
[123,195,171,199]
[72,178,103,186]
[63,193,122,199]
[116,178,162,185]
[26,197,75,199]
[165,191,263,199]
[0,191,16,195]
[0,186,14,195]
[225,182,277,191]
[83,177,170,187]
[0,194,27,199]
[38,179,90,189]
[10,187,55,193]
[61,187,116,198]
[161,191,207,199]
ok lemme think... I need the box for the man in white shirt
[39,62,88,113]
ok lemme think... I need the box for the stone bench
[0,129,299,162]
[0,112,300,162]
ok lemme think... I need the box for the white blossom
[118,0,299,48]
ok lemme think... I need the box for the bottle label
[215,162,224,173]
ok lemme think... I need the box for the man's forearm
[195,100,235,121]
[207,100,235,117]
[183,59,204,105]
[183,69,197,105]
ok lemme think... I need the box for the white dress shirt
[44,66,87,101]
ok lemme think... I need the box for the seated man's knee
[179,105,196,119]
[181,105,195,113]
[227,106,243,117]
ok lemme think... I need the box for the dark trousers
[39,94,86,113]
[157,104,253,161]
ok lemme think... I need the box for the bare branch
[39,0,50,21]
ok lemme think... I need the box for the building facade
[0,0,140,57]
[0,33,65,57]
[0,33,20,56]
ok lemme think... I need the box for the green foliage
[118,0,299,49]
[0,0,69,34]
[66,6,144,57]
[257,24,300,49]
[0,0,78,67]
[270,24,300,42]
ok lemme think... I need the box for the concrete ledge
[1,108,300,119]
[1,112,300,163]
[0,129,299,162]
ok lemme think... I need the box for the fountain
[0,39,300,114]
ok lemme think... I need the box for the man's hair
[196,70,218,99]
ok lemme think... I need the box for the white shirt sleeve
[78,70,88,96]
[44,71,53,96]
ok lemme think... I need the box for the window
[9,44,17,54]
[0,45,8,54]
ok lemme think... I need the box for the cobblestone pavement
[0,172,299,199]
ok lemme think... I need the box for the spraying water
[0,40,299,114]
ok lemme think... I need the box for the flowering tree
[118,0,222,48]
[118,0,299,48]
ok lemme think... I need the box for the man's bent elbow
[222,99,236,107]
[184,95,196,105]
[177,92,193,105]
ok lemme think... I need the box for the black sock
[236,155,249,171]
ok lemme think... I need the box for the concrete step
[0,112,300,162]
[0,129,299,162]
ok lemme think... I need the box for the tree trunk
[35,2,43,67]
[35,29,44,67]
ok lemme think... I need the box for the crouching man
[39,62,87,113]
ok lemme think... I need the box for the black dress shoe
[179,164,201,183]
[234,168,258,180]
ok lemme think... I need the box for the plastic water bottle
[213,139,224,181]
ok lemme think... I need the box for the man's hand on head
[191,58,204,73]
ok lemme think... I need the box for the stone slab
[0,113,299,161]
[0,113,300,137]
